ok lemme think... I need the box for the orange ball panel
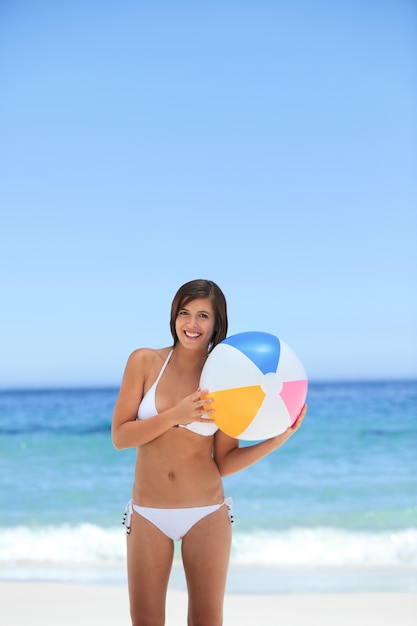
[208,385,266,438]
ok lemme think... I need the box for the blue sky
[1,0,416,388]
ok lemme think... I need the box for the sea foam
[1,524,416,569]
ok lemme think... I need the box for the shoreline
[1,581,417,626]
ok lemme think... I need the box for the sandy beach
[1,582,416,626]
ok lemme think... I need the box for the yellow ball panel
[209,385,266,438]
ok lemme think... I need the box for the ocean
[0,381,416,594]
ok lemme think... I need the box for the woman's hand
[175,389,215,426]
[286,402,307,434]
[269,403,307,446]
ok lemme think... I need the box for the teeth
[185,332,200,338]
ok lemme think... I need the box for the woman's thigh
[127,510,175,626]
[181,505,232,626]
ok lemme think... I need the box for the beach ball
[200,331,308,440]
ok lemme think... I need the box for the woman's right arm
[111,350,178,450]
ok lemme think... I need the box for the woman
[112,279,306,626]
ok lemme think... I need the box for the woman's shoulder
[127,346,172,370]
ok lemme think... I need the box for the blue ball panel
[222,331,281,375]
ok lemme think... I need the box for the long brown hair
[170,279,228,352]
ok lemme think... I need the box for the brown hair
[170,279,228,352]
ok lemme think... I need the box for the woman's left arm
[213,404,307,477]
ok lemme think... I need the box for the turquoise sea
[0,381,416,594]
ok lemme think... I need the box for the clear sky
[1,0,416,389]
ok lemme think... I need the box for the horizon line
[1,377,416,393]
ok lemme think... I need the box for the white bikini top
[137,350,218,437]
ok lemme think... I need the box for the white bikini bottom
[122,497,233,541]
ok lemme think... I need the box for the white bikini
[137,349,218,435]
[123,350,233,540]
[122,497,233,540]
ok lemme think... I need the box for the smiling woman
[169,279,228,352]
[111,278,306,625]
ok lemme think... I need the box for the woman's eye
[200,313,209,319]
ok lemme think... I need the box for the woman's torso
[132,348,224,507]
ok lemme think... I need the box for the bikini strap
[122,499,133,535]
[154,349,173,386]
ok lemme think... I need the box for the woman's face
[175,297,216,351]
